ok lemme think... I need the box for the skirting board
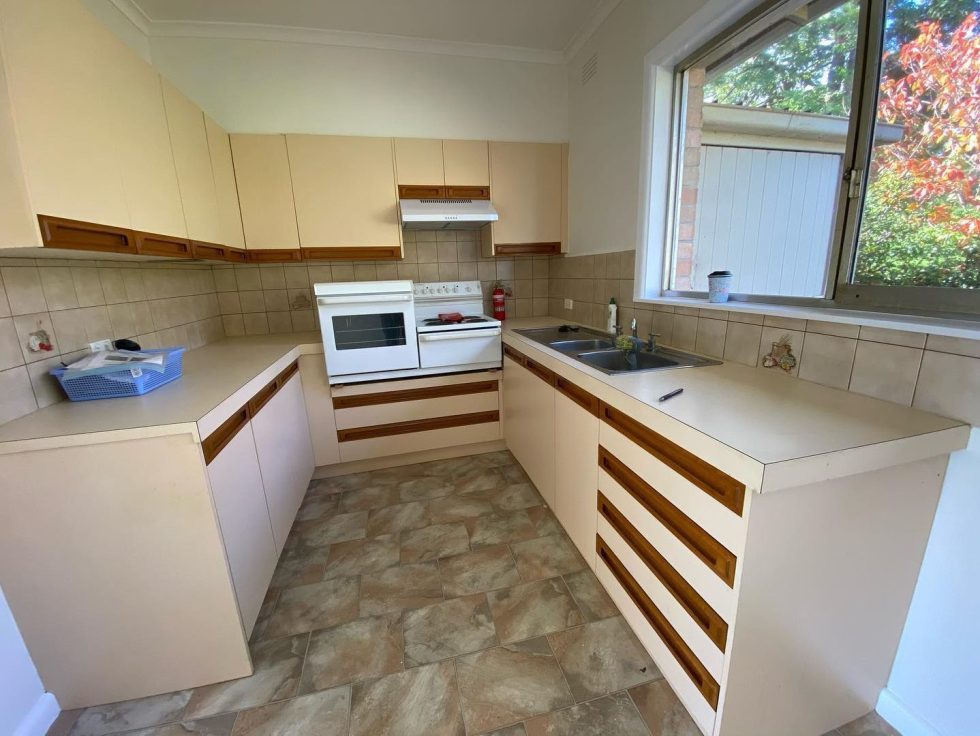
[312,439,506,478]
[876,689,944,736]
[13,692,59,736]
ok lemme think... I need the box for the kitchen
[0,1,978,736]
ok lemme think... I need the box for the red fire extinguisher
[492,283,506,321]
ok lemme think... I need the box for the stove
[413,281,502,371]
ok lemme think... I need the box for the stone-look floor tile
[456,637,574,734]
[479,450,516,467]
[294,510,367,547]
[428,494,494,524]
[183,635,307,720]
[487,578,584,643]
[231,688,350,736]
[466,510,538,548]
[350,661,464,736]
[511,534,587,581]
[360,562,444,617]
[300,616,405,693]
[837,712,901,736]
[367,501,430,537]
[295,493,339,522]
[420,455,478,477]
[309,473,376,495]
[525,691,650,736]
[128,714,238,736]
[481,726,527,736]
[366,464,429,485]
[399,476,455,502]
[403,593,498,666]
[69,691,191,736]
[629,679,698,736]
[563,570,618,622]
[491,482,543,512]
[321,534,400,580]
[526,507,563,537]
[438,545,521,597]
[400,522,470,563]
[341,484,401,512]
[269,546,331,591]
[263,577,359,639]
[499,463,531,484]
[453,466,506,494]
[250,588,281,642]
[548,617,658,702]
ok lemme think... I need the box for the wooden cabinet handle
[555,375,599,416]
[202,406,250,465]
[503,344,526,366]
[524,357,555,386]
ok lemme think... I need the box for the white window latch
[846,169,864,199]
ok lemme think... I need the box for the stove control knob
[453,285,460,293]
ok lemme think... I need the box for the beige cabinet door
[0,0,130,227]
[287,135,401,250]
[444,139,490,186]
[502,355,556,506]
[394,138,444,185]
[205,115,246,249]
[162,80,221,243]
[554,390,599,568]
[490,142,562,245]
[231,134,299,250]
[299,355,341,467]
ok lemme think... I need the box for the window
[660,0,979,316]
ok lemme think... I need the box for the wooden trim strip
[445,185,491,199]
[190,241,227,260]
[337,410,499,443]
[223,247,248,263]
[597,536,721,709]
[598,492,728,651]
[278,360,299,385]
[399,184,446,198]
[599,402,746,517]
[302,246,402,261]
[599,446,736,587]
[332,380,498,410]
[248,377,279,417]
[247,249,304,263]
[202,406,250,465]
[524,356,555,387]
[37,215,136,255]
[135,233,193,258]
[494,242,561,256]
[555,375,599,416]
[503,344,526,366]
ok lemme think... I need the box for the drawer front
[338,420,501,462]
[600,422,748,558]
[335,390,499,430]
[595,537,718,736]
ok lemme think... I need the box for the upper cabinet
[444,140,490,187]
[485,142,564,255]
[394,138,490,196]
[287,135,402,258]
[204,116,246,250]
[230,134,300,252]
[394,138,445,186]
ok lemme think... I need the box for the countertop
[503,318,969,492]
[0,333,323,452]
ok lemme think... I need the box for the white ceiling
[121,0,619,61]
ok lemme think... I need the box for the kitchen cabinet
[554,376,600,568]
[287,134,402,258]
[394,137,490,189]
[502,347,556,506]
[230,134,300,251]
[205,413,278,636]
[299,355,341,467]
[205,115,246,250]
[162,80,221,244]
[251,367,315,553]
[395,138,445,185]
[485,142,563,256]
[444,139,490,187]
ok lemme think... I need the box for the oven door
[318,294,419,378]
[418,327,502,369]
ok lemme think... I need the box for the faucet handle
[630,317,637,330]
[647,332,660,351]
[613,324,623,337]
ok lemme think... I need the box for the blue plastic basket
[51,347,186,401]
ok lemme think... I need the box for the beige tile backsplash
[550,249,980,427]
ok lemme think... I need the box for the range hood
[399,198,499,230]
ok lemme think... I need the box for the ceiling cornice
[563,0,624,63]
[109,0,568,65]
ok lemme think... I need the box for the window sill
[637,295,980,340]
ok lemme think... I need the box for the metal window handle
[317,294,412,306]
[419,328,502,342]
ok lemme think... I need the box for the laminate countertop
[503,318,968,492]
[0,333,324,453]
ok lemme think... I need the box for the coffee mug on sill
[707,270,733,303]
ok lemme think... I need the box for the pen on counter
[658,388,683,403]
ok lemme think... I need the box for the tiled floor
[52,451,901,736]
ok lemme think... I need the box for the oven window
[331,313,408,350]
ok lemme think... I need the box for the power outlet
[564,298,573,310]
[89,339,113,353]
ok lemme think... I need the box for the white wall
[1,585,55,736]
[879,428,980,736]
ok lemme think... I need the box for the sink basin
[578,350,680,373]
[549,338,615,352]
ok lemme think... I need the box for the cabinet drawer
[338,419,501,462]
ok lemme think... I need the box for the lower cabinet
[554,377,600,568]
[206,419,278,636]
[299,355,341,466]
[502,350,556,506]
[252,370,315,553]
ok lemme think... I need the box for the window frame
[654,0,980,319]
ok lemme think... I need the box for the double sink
[515,325,721,375]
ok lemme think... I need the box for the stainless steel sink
[549,338,615,352]
[577,350,680,372]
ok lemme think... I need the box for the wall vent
[581,52,598,85]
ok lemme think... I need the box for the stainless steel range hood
[399,198,499,230]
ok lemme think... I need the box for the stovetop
[413,281,501,333]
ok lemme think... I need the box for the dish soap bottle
[606,297,617,334]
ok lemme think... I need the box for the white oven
[419,326,503,369]
[315,281,419,381]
